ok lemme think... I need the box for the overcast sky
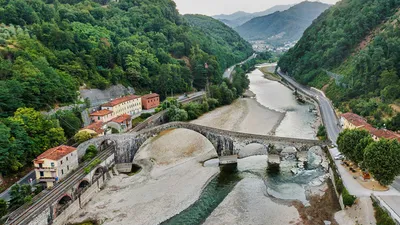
[173,0,340,16]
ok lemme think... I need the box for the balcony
[39,177,56,182]
[35,167,57,172]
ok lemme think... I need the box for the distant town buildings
[33,145,78,188]
[340,112,400,142]
[141,93,160,110]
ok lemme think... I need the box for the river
[70,65,337,225]
[249,65,318,139]
[161,65,332,224]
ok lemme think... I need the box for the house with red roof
[33,145,78,188]
[79,121,109,137]
[90,109,115,123]
[341,112,400,142]
[108,114,132,133]
[101,95,142,116]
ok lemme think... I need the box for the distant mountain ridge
[212,5,292,27]
[235,1,331,44]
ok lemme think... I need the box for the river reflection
[248,68,317,139]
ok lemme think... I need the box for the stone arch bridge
[13,122,325,225]
[78,122,325,163]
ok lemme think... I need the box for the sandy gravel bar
[192,98,284,135]
[203,177,302,225]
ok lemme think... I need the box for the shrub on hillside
[342,188,356,207]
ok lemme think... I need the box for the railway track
[7,147,114,225]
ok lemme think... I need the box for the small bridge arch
[77,179,90,192]
[55,194,73,216]
[99,139,117,151]
[92,166,106,183]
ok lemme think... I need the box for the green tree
[54,110,82,139]
[317,125,327,140]
[74,131,94,144]
[364,139,400,186]
[167,105,188,122]
[0,198,7,218]
[9,184,32,210]
[83,145,98,161]
[337,129,372,163]
[11,108,66,157]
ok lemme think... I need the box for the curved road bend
[7,147,114,225]
[277,69,341,144]
[223,53,257,80]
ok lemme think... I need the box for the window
[67,165,70,171]
[51,162,55,167]
[98,116,100,120]
[66,157,68,161]
[60,160,63,165]
[39,163,43,168]
[40,171,44,177]
[61,169,64,175]
[71,153,73,156]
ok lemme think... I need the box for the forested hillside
[279,0,400,129]
[0,0,253,118]
[184,14,253,76]
[0,0,253,176]
[235,1,330,44]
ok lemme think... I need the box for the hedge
[342,187,356,207]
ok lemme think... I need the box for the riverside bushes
[373,201,396,225]
[342,188,356,207]
[84,159,102,174]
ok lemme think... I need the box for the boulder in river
[307,146,323,169]
[280,146,297,160]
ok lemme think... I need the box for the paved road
[277,69,341,144]
[223,53,257,79]
[276,68,400,202]
[329,147,400,197]
[0,171,36,201]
